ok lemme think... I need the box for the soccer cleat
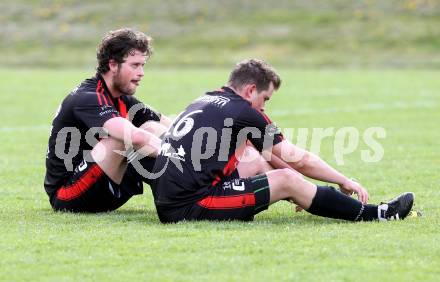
[377,192,414,221]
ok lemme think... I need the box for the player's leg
[119,120,168,185]
[91,136,128,184]
[236,146,414,222]
[51,156,133,212]
[237,145,303,206]
[52,118,166,212]
[266,168,414,221]
[51,136,139,212]
[173,173,270,222]
[266,169,316,207]
[90,133,156,194]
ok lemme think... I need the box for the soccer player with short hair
[44,28,171,212]
[151,59,414,223]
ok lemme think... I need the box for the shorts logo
[232,179,245,191]
[222,181,232,190]
[78,160,88,172]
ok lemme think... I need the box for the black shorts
[50,156,156,213]
[156,173,271,223]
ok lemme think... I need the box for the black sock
[306,186,378,221]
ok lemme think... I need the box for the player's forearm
[131,130,161,157]
[103,117,161,157]
[272,141,349,185]
[295,152,349,186]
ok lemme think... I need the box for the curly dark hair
[96,28,153,74]
[228,59,281,92]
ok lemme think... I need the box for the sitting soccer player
[151,59,414,223]
[44,28,171,212]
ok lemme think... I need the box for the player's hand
[339,179,369,204]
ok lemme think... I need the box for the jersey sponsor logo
[99,106,118,116]
[195,95,230,108]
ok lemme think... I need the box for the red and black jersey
[44,73,161,196]
[152,86,283,208]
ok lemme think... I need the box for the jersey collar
[95,73,119,103]
[220,86,251,105]
[221,86,236,94]
[96,73,111,95]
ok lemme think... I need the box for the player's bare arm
[103,117,162,157]
[270,140,369,203]
[140,115,172,137]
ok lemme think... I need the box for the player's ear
[243,84,257,99]
[108,59,118,73]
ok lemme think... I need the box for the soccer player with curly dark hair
[44,28,171,212]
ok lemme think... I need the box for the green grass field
[0,68,439,281]
[2,0,440,68]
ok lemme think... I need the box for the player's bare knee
[280,168,303,190]
[279,168,297,180]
